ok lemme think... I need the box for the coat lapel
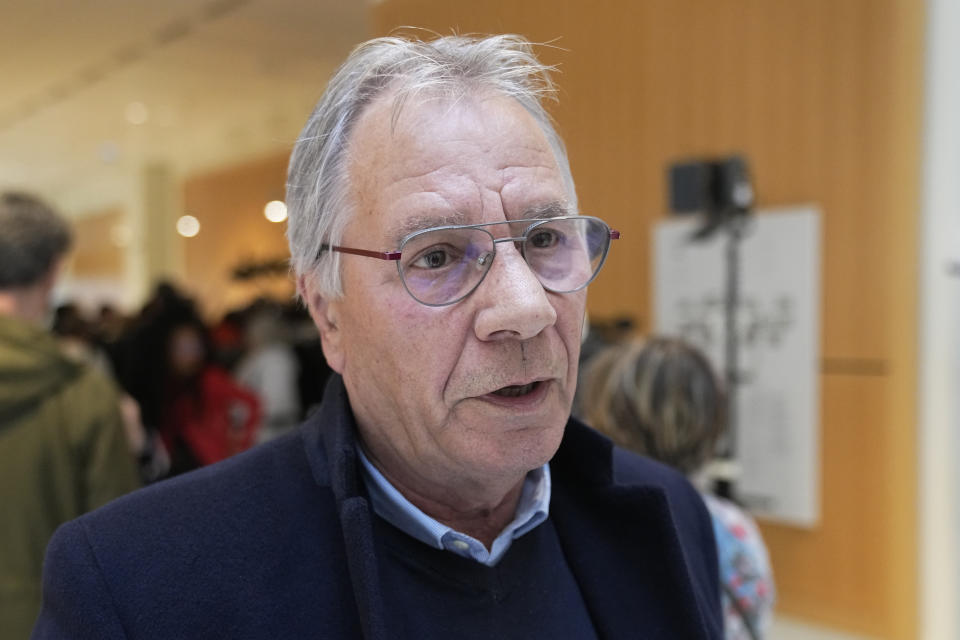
[302,376,389,640]
[550,421,719,639]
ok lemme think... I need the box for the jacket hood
[0,314,81,423]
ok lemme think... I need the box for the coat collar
[550,420,722,639]
[299,375,388,640]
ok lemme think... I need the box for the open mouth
[492,381,540,398]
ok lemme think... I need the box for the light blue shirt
[356,447,551,567]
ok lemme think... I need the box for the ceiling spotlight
[125,101,149,125]
[176,215,200,238]
[264,200,287,223]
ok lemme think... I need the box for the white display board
[653,205,821,527]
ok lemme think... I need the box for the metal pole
[724,218,740,459]
[717,214,746,501]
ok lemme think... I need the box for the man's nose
[472,244,557,341]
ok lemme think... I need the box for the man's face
[307,92,586,496]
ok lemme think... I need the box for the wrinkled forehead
[348,88,551,170]
[344,90,570,244]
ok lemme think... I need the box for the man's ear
[299,275,345,374]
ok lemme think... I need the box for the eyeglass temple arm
[318,244,402,261]
[609,230,621,239]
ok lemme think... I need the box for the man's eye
[411,248,454,269]
[529,229,561,249]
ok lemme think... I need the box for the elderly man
[34,35,721,639]
[0,193,139,639]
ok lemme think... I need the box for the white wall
[918,0,960,637]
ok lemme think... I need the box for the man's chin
[467,419,566,473]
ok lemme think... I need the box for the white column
[123,162,184,309]
[918,0,960,636]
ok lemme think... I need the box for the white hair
[286,33,578,299]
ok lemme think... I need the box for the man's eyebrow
[386,202,571,246]
[521,201,573,219]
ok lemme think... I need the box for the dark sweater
[374,515,598,639]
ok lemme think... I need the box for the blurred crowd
[50,282,332,483]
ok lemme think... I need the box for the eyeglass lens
[398,217,610,306]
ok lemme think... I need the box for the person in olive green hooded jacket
[0,192,140,639]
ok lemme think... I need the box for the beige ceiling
[0,0,371,216]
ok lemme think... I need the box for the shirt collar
[356,446,550,567]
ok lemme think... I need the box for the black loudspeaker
[668,161,713,214]
[668,155,754,215]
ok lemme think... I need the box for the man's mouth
[491,381,539,397]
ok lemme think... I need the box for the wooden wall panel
[372,2,923,637]
[181,153,294,318]
[70,207,125,278]
[762,374,895,628]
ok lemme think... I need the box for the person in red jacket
[161,320,261,472]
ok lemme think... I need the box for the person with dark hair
[110,281,197,436]
[34,35,721,639]
[580,336,776,639]
[160,316,262,474]
[0,192,139,638]
[110,285,261,477]
[0,192,72,319]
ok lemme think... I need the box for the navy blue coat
[33,376,722,639]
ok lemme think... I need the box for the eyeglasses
[318,215,620,307]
